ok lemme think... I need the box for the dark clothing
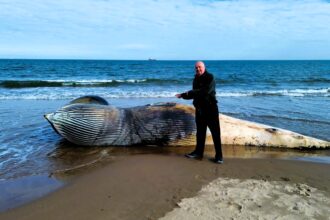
[181,71,217,108]
[181,70,223,160]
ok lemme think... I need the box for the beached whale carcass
[44,96,330,149]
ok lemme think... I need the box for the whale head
[44,103,121,146]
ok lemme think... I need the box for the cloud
[0,0,329,59]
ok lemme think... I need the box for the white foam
[40,79,147,83]
[0,87,328,100]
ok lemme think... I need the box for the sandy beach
[1,60,329,219]
[1,0,330,218]
[1,153,329,220]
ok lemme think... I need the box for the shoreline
[0,175,63,212]
[1,145,330,214]
[1,97,329,180]
[1,154,329,220]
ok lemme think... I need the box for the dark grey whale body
[45,96,330,148]
[45,96,196,146]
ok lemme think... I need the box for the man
[176,61,223,164]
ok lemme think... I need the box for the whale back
[123,103,196,146]
[69,95,109,105]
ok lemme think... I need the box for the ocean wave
[250,88,329,97]
[0,66,28,71]
[0,92,177,100]
[0,88,328,100]
[213,88,329,97]
[2,77,329,89]
[0,79,182,88]
[219,77,330,84]
[291,78,330,83]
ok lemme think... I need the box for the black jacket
[181,70,217,108]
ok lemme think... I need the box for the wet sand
[1,154,329,220]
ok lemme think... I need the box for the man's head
[195,61,206,76]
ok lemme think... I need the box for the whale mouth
[44,113,60,135]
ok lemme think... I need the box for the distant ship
[148,58,157,61]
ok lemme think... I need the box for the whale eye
[265,128,277,133]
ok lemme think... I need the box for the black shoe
[185,152,203,159]
[210,158,224,164]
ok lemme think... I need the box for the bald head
[195,61,206,76]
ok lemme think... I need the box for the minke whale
[44,96,330,149]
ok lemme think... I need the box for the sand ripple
[160,178,330,220]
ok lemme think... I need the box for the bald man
[176,61,223,164]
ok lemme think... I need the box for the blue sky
[0,0,330,60]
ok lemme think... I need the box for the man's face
[195,62,205,76]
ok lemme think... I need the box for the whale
[44,96,330,149]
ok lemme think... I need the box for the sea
[0,59,329,209]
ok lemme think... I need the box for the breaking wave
[0,88,328,100]
[0,79,183,88]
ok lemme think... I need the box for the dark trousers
[194,104,223,159]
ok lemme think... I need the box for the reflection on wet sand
[1,140,329,213]
[48,140,330,178]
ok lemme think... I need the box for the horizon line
[1,58,330,61]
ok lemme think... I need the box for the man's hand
[175,93,182,98]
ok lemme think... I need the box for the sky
[0,0,330,60]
